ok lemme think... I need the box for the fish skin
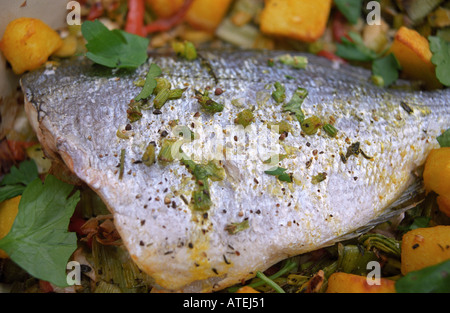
[20,49,449,292]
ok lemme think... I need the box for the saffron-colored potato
[0,196,21,258]
[0,17,62,75]
[400,225,450,275]
[423,147,450,217]
[326,272,396,293]
[259,0,332,42]
[235,286,260,293]
[146,0,233,32]
[389,26,442,90]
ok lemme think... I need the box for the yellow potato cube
[326,272,396,293]
[0,196,21,258]
[389,26,442,90]
[0,17,63,75]
[185,0,233,32]
[260,0,332,42]
[401,225,450,275]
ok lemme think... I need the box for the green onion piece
[168,88,186,100]
[371,75,385,87]
[142,142,156,166]
[192,188,212,211]
[277,54,308,69]
[301,116,322,135]
[358,233,401,258]
[194,90,224,113]
[153,88,170,109]
[272,82,286,104]
[153,78,172,95]
[264,166,292,183]
[255,271,285,293]
[234,109,254,127]
[323,123,338,137]
[172,40,197,61]
[127,100,143,123]
[225,219,249,235]
[158,139,178,166]
[119,149,125,180]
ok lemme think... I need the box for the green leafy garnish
[0,175,80,287]
[277,54,308,69]
[0,160,38,202]
[334,0,362,25]
[81,20,149,69]
[336,32,379,62]
[172,40,198,61]
[225,219,249,235]
[272,82,286,104]
[135,63,162,101]
[265,167,292,183]
[395,260,450,293]
[194,90,224,114]
[371,53,401,87]
[282,87,308,123]
[437,128,450,147]
[429,36,450,87]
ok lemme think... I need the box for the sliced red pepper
[87,1,104,21]
[144,0,194,34]
[317,50,347,64]
[39,280,54,293]
[125,0,146,37]
[332,11,351,43]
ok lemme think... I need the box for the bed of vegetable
[0,0,449,293]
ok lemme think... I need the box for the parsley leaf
[336,32,379,62]
[372,53,401,87]
[429,36,450,87]
[0,160,38,202]
[264,167,292,183]
[334,0,362,25]
[0,175,80,287]
[135,63,162,101]
[81,20,149,69]
[282,87,308,123]
[437,128,450,147]
[395,259,450,293]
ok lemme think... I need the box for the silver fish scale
[21,49,449,292]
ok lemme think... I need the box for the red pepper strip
[317,50,347,64]
[332,11,351,43]
[144,0,194,35]
[39,280,54,293]
[125,0,146,37]
[87,1,104,21]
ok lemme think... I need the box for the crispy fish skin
[21,50,449,292]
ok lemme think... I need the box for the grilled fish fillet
[20,49,449,292]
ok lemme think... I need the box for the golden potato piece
[145,0,184,19]
[260,0,332,42]
[0,196,21,258]
[326,272,396,293]
[389,26,442,90]
[401,226,450,275]
[235,286,260,293]
[0,17,62,75]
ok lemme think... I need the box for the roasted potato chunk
[0,17,62,75]
[326,272,396,293]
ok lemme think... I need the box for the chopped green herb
[135,63,162,101]
[429,36,450,86]
[158,139,179,166]
[311,172,327,184]
[225,219,249,235]
[267,121,292,134]
[301,116,322,135]
[282,87,308,123]
[256,271,285,293]
[119,149,125,180]
[437,128,450,147]
[0,175,80,287]
[323,123,338,138]
[234,109,255,127]
[153,88,170,110]
[153,78,172,95]
[265,167,292,183]
[168,88,187,100]
[334,0,362,25]
[341,142,373,163]
[0,159,38,202]
[272,82,286,104]
[371,53,401,87]
[81,20,149,69]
